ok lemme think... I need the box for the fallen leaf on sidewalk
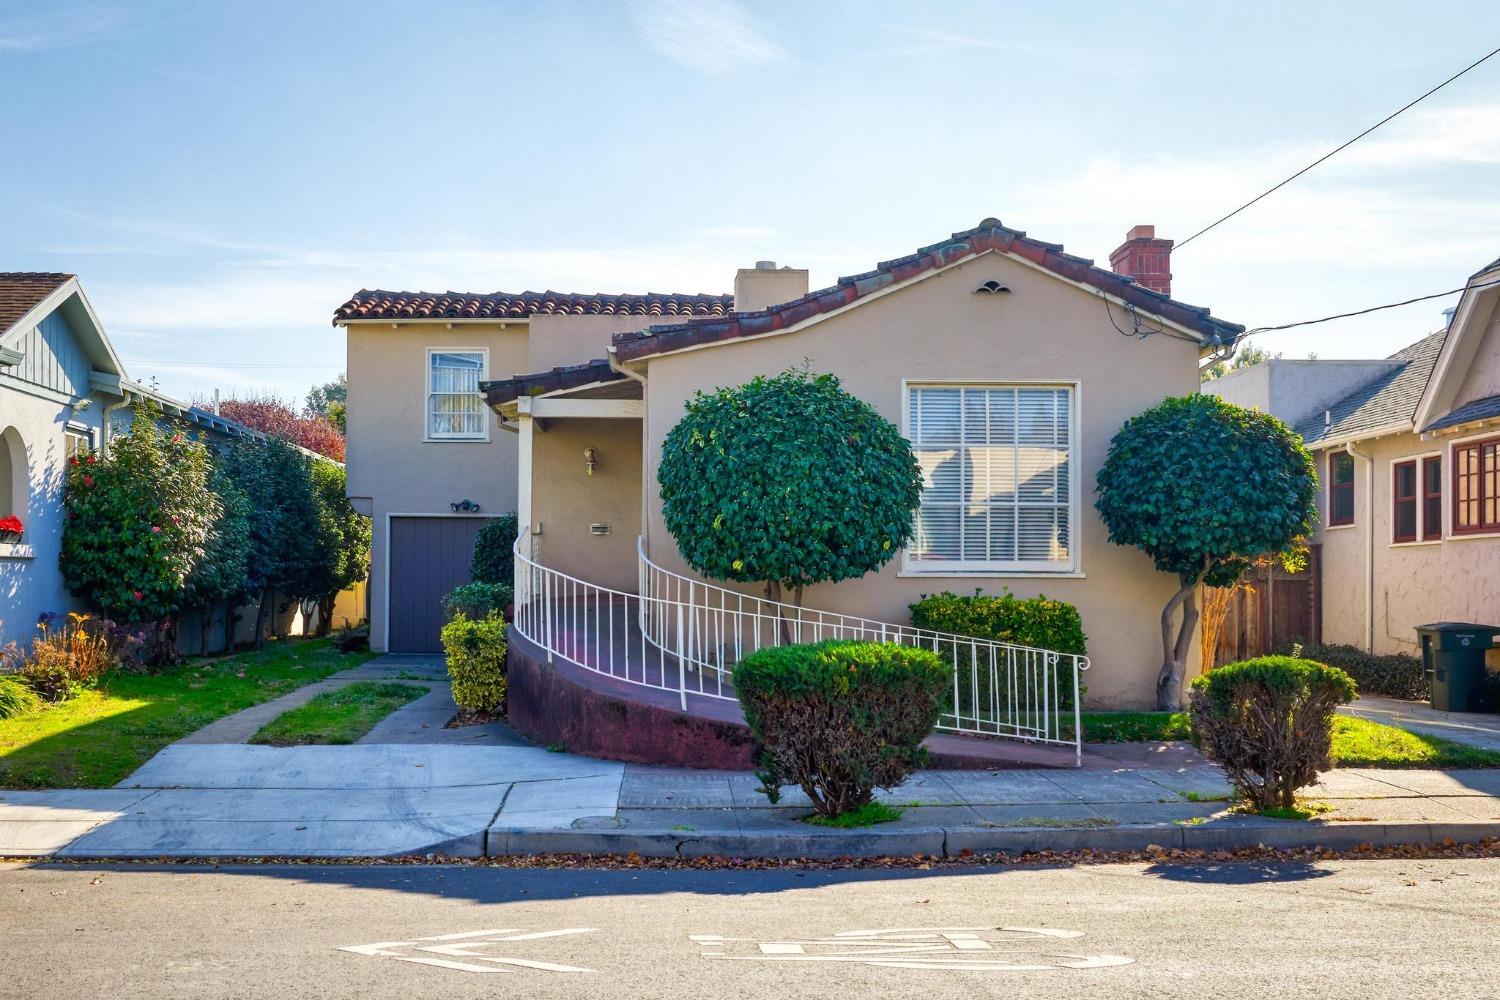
[1338,887,1373,895]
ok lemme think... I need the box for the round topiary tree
[1095,393,1317,710]
[658,367,923,609]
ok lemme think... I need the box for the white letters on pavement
[339,927,595,974]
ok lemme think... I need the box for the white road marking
[692,925,1133,971]
[339,927,596,974]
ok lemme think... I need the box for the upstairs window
[1422,455,1443,540]
[1454,436,1500,534]
[427,350,487,440]
[1328,452,1355,526]
[64,425,94,460]
[906,383,1075,573]
[1392,460,1417,543]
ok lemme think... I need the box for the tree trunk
[222,600,236,653]
[764,580,792,645]
[199,609,213,658]
[1156,579,1201,711]
[253,588,273,650]
[317,595,335,637]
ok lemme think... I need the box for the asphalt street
[2,857,1496,999]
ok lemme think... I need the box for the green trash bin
[1415,622,1500,713]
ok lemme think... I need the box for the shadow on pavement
[1143,861,1334,884]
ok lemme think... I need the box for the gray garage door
[388,516,488,653]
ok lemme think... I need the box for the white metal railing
[511,533,1090,764]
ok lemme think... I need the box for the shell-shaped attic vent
[974,280,1011,294]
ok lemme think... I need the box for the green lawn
[0,637,374,789]
[1081,711,1192,743]
[1077,709,1500,769]
[250,681,426,746]
[1330,715,1500,769]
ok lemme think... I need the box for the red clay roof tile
[333,289,733,324]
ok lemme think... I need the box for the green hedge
[442,582,513,622]
[909,589,1087,655]
[1190,656,1356,811]
[1286,641,1425,700]
[470,514,519,587]
[733,640,948,818]
[440,613,508,714]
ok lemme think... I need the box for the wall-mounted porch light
[584,447,598,476]
[450,499,482,512]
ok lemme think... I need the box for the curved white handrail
[512,531,1087,763]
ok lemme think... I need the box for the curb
[489,819,1500,860]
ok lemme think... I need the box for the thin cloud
[629,0,787,75]
[0,4,124,52]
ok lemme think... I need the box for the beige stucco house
[1211,256,1500,662]
[343,219,1244,707]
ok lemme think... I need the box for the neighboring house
[1,272,352,650]
[1210,256,1500,660]
[341,218,1244,706]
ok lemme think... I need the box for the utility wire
[1177,44,1500,250]
[122,359,344,370]
[1241,276,1500,336]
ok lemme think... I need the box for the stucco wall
[527,315,664,374]
[1209,359,1403,432]
[637,251,1205,709]
[0,381,105,647]
[1311,430,1500,656]
[529,416,642,592]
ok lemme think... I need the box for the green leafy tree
[1095,394,1317,710]
[60,403,218,649]
[470,513,519,586]
[308,460,371,634]
[182,455,254,652]
[305,373,347,434]
[229,437,324,646]
[658,367,923,612]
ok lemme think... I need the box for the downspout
[99,395,132,457]
[608,346,652,559]
[1345,440,1376,653]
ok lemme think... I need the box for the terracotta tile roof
[1296,330,1448,446]
[480,359,623,408]
[0,272,73,336]
[333,289,733,324]
[612,219,1244,362]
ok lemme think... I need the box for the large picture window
[1328,452,1355,526]
[427,350,487,440]
[1454,436,1500,534]
[906,383,1075,573]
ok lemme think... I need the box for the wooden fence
[1205,545,1321,669]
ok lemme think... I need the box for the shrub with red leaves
[218,397,345,461]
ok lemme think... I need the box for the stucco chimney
[1109,225,1173,296]
[733,260,809,313]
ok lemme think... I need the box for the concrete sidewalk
[4,744,1498,859]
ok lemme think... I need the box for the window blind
[428,351,486,438]
[907,384,1074,572]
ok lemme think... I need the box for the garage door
[388,516,488,653]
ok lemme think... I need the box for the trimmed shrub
[442,582,513,622]
[471,514,519,586]
[1283,641,1426,701]
[733,640,949,818]
[1189,656,1357,811]
[909,589,1087,655]
[0,675,41,719]
[440,613,508,714]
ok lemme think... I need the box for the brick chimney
[733,260,809,313]
[1109,225,1173,296]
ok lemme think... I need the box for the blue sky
[3,0,1499,402]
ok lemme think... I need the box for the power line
[1177,44,1500,250]
[1242,276,1500,337]
[123,359,344,370]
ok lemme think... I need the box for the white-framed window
[63,424,94,459]
[904,382,1078,574]
[426,349,488,440]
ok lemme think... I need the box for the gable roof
[1295,330,1447,447]
[611,219,1244,363]
[1425,391,1500,433]
[1413,257,1500,434]
[333,289,733,324]
[0,272,74,336]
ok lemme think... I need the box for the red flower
[82,474,94,488]
[0,515,22,534]
[69,456,80,466]
[86,453,97,464]
[133,590,143,601]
